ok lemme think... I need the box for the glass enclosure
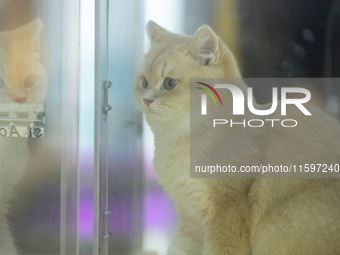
[0,0,80,254]
[0,0,339,255]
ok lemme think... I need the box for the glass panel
[0,1,80,254]
[79,0,96,254]
[95,0,110,254]
[102,1,145,254]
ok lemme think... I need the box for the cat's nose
[14,97,27,103]
[143,98,154,107]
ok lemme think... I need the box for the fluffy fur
[0,19,46,255]
[135,21,340,255]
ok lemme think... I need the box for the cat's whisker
[125,110,143,136]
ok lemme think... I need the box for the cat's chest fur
[153,136,207,217]
[154,136,190,195]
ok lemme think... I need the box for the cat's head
[135,21,240,133]
[0,19,47,104]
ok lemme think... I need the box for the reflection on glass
[0,0,80,254]
[0,14,48,255]
[0,19,46,137]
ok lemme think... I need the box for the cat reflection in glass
[0,19,46,255]
[135,21,340,255]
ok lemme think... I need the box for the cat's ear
[9,19,43,41]
[147,20,172,45]
[187,25,219,66]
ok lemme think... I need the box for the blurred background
[0,0,339,255]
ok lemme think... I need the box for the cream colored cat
[135,21,340,255]
[0,19,46,255]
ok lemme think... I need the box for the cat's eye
[24,75,39,89]
[141,77,149,89]
[163,77,178,91]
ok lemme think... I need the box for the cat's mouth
[13,97,27,103]
[145,103,175,118]
[147,107,165,116]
